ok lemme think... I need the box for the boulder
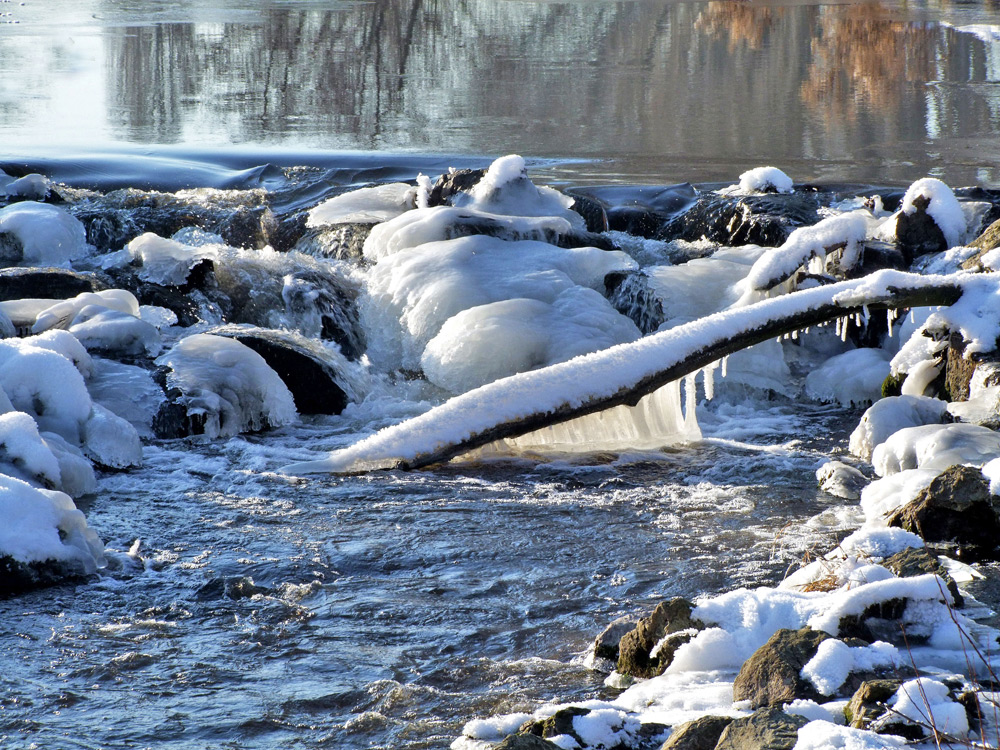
[657,193,821,247]
[945,333,980,402]
[0,555,91,596]
[961,217,1000,271]
[426,168,486,207]
[593,614,642,663]
[520,706,590,746]
[617,598,703,679]
[604,271,665,335]
[293,222,375,262]
[732,627,831,707]
[494,735,561,750]
[208,326,349,415]
[895,194,947,258]
[0,267,107,302]
[844,679,902,730]
[714,708,808,750]
[659,715,734,750]
[883,546,962,607]
[886,464,1000,560]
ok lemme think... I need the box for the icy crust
[804,348,890,407]
[307,182,418,227]
[126,232,219,286]
[157,334,298,439]
[0,201,90,266]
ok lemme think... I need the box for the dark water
[2,0,1000,185]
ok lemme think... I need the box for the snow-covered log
[282,270,970,475]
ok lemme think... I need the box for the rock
[294,223,375,262]
[732,627,832,707]
[852,241,908,279]
[520,706,590,745]
[593,614,642,663]
[426,168,486,207]
[617,597,703,679]
[658,193,821,247]
[213,205,277,250]
[895,194,948,258]
[945,333,980,402]
[494,735,562,750]
[962,218,1000,271]
[568,193,609,234]
[270,212,310,254]
[208,326,349,415]
[714,707,809,750]
[844,679,902,730]
[0,555,91,596]
[0,267,107,301]
[604,271,665,335]
[836,598,910,644]
[883,546,962,607]
[659,715,735,750]
[569,184,698,238]
[886,464,1000,560]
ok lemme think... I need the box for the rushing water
[1,1,1000,748]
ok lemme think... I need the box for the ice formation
[157,333,298,439]
[803,348,890,406]
[0,202,89,267]
[848,395,949,461]
[126,231,219,286]
[307,182,418,227]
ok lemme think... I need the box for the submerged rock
[732,627,831,707]
[617,597,702,679]
[0,267,106,302]
[714,708,808,750]
[886,464,1000,560]
[0,556,91,596]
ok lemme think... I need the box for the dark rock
[607,206,671,237]
[886,464,1000,560]
[714,707,809,750]
[270,212,310,254]
[281,269,366,360]
[593,614,642,663]
[520,706,590,745]
[895,194,948,257]
[883,546,962,607]
[77,209,143,252]
[844,679,901,729]
[852,241,908,279]
[659,715,734,750]
[152,387,208,439]
[617,598,703,679]
[836,598,911,643]
[962,217,1000,273]
[426,168,487,207]
[195,575,268,601]
[294,223,375,262]
[0,555,90,596]
[605,271,665,335]
[569,184,698,239]
[213,205,276,250]
[569,193,610,234]
[208,326,349,415]
[0,267,107,301]
[732,627,832,707]
[658,193,821,247]
[945,333,979,403]
[494,735,561,750]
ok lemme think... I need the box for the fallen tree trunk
[282,270,967,475]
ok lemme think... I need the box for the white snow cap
[848,395,948,461]
[737,166,794,195]
[127,232,219,286]
[900,177,966,248]
[307,182,418,228]
[0,202,90,267]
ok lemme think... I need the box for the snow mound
[871,421,1000,476]
[157,333,298,438]
[849,395,948,461]
[0,202,89,266]
[308,182,418,227]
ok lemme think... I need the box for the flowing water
[1,1,1000,748]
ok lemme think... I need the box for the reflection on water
[1,0,999,183]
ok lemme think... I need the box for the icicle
[683,372,698,424]
[887,309,894,338]
[702,362,717,401]
[910,309,916,323]
[862,305,870,326]
[841,316,850,342]
[791,329,799,341]
[721,355,728,378]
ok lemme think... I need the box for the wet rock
[844,679,902,730]
[886,464,1000,560]
[195,575,268,601]
[945,332,982,403]
[213,204,277,249]
[569,184,698,238]
[659,715,734,750]
[852,241,908,279]
[0,267,107,302]
[604,271,665,334]
[883,546,962,607]
[658,193,821,247]
[836,599,912,644]
[895,194,947,258]
[281,269,366,360]
[208,326,349,415]
[426,168,486,206]
[0,555,91,596]
[714,707,809,750]
[270,211,310,254]
[569,193,610,234]
[294,223,375,262]
[617,597,703,679]
[593,614,642,663]
[151,387,208,439]
[962,218,1000,271]
[495,734,561,750]
[732,627,832,707]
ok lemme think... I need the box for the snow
[156,333,298,439]
[307,182,418,227]
[807,574,953,636]
[804,348,890,407]
[793,720,905,750]
[848,395,948,461]
[421,288,640,393]
[32,289,141,333]
[721,166,794,195]
[0,473,104,573]
[68,307,163,357]
[884,678,969,737]
[127,232,219,286]
[0,410,62,489]
[81,403,143,469]
[800,639,898,696]
[900,178,967,249]
[2,173,50,199]
[859,468,939,523]
[0,201,89,266]
[870,422,1000,476]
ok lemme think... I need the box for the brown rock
[732,627,832,707]
[844,678,901,729]
[883,546,962,607]
[617,598,703,678]
[714,708,809,750]
[660,715,735,750]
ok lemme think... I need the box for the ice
[859,468,938,523]
[68,308,163,357]
[884,678,969,737]
[156,333,298,438]
[362,235,637,372]
[804,348,890,407]
[900,178,967,249]
[307,182,418,227]
[848,395,948,461]
[39,431,96,498]
[1,173,50,199]
[81,404,143,469]
[815,461,867,500]
[871,422,1000,476]
[32,289,141,333]
[0,201,89,266]
[126,232,219,286]
[25,329,94,379]
[86,358,170,438]
[421,288,640,393]
[0,410,62,488]
[0,473,104,573]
